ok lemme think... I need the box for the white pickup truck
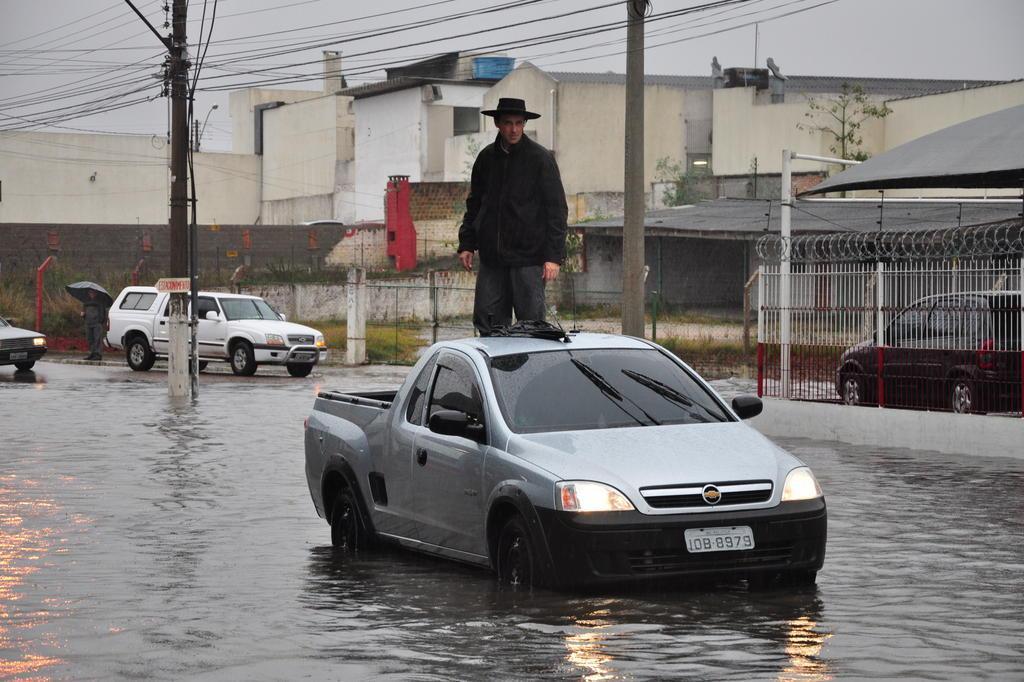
[106,286,327,377]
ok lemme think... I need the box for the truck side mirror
[429,410,486,443]
[204,310,222,321]
[731,395,763,420]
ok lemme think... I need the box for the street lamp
[196,104,218,151]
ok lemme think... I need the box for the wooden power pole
[622,1,646,337]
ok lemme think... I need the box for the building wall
[261,95,352,206]
[0,223,363,281]
[575,234,748,308]
[229,88,324,155]
[0,132,260,224]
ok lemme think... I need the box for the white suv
[107,286,328,377]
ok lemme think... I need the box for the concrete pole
[621,1,646,337]
[167,0,190,398]
[779,149,792,399]
[346,268,366,365]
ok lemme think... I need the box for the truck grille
[288,334,314,345]
[0,338,38,351]
[627,541,794,574]
[640,480,773,509]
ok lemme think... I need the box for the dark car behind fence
[756,223,1023,417]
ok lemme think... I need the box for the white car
[0,316,47,371]
[107,286,327,377]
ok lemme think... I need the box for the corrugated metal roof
[577,198,1022,237]
[339,76,493,99]
[546,71,1004,97]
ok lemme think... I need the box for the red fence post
[35,256,55,332]
[876,346,885,408]
[756,343,764,397]
[131,258,145,286]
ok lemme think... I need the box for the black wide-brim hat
[481,97,541,120]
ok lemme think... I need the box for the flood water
[2,362,1022,680]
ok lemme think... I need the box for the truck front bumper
[535,498,826,586]
[254,345,327,365]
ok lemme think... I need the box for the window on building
[454,107,480,136]
[687,154,712,173]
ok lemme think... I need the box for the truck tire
[230,341,257,376]
[496,515,551,590]
[330,488,368,551]
[286,363,313,378]
[14,361,35,371]
[126,336,156,371]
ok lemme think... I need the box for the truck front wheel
[126,336,156,371]
[496,515,552,590]
[230,341,257,376]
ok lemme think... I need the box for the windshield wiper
[621,369,721,423]
[570,358,659,426]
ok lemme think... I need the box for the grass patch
[657,336,754,370]
[294,319,425,365]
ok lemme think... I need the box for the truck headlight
[33,337,45,346]
[556,481,635,512]
[266,333,286,346]
[315,334,325,348]
[781,467,823,501]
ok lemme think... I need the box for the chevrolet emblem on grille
[702,484,722,505]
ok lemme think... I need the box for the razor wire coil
[756,220,1024,262]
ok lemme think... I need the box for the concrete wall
[229,88,324,155]
[0,132,260,224]
[261,94,353,207]
[350,83,489,223]
[0,223,363,280]
[750,398,1024,459]
[444,131,492,182]
[240,270,477,322]
[711,86,889,176]
[574,234,749,308]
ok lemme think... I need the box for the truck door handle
[416,449,428,466]
[159,321,166,325]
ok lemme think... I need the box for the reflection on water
[781,615,831,681]
[564,614,615,681]
[0,475,65,678]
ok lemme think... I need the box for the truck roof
[117,286,263,300]
[446,332,654,357]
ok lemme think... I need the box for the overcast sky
[1,0,1021,150]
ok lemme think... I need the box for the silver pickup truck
[304,331,826,590]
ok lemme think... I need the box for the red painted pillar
[385,175,417,272]
[35,256,55,332]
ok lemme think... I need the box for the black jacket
[457,133,568,267]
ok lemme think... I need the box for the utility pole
[167,0,190,398]
[123,0,190,397]
[622,0,646,337]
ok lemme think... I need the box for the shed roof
[577,198,1022,239]
[804,104,1024,195]
[545,71,1003,97]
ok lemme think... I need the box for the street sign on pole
[155,277,191,293]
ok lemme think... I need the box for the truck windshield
[219,298,280,321]
[489,348,731,433]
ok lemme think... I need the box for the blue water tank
[473,57,515,80]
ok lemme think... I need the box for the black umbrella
[65,281,113,307]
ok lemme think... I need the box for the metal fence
[756,223,1024,417]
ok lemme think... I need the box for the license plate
[292,352,314,362]
[684,526,755,553]
[10,351,27,360]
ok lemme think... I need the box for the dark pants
[86,324,104,358]
[473,262,546,335]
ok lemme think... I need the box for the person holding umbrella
[65,282,112,361]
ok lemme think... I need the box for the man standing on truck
[457,97,568,336]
